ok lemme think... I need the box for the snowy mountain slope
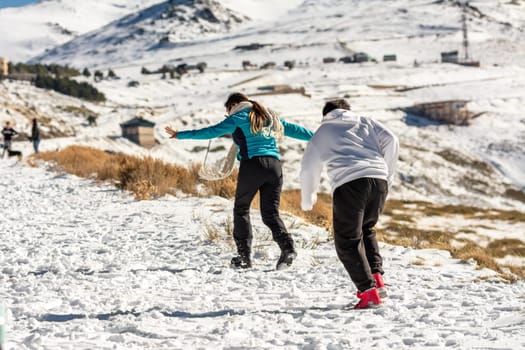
[32,0,525,68]
[0,0,167,62]
[31,0,249,68]
[0,161,523,350]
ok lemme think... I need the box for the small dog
[8,149,23,160]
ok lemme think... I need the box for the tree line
[8,62,106,102]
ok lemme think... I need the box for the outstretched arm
[282,119,314,141]
[169,117,237,140]
[300,140,323,211]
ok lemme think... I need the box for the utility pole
[462,2,469,60]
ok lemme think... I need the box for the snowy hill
[31,0,249,68]
[0,161,523,350]
[0,0,167,62]
[31,0,525,68]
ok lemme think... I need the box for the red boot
[373,273,387,298]
[354,287,382,309]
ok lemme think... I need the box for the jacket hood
[322,109,356,122]
[228,101,252,116]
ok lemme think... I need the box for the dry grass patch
[280,190,332,230]
[201,169,238,199]
[33,145,198,199]
[437,149,494,175]
[117,156,198,199]
[58,105,97,118]
[487,239,525,258]
[34,146,119,181]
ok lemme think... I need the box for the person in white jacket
[300,99,399,309]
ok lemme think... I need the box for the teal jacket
[177,108,313,160]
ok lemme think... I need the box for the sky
[0,0,37,8]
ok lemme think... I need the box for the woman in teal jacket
[165,93,313,270]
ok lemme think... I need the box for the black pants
[333,178,388,292]
[233,156,293,256]
[1,140,12,158]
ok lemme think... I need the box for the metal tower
[462,2,469,60]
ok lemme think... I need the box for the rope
[198,142,237,181]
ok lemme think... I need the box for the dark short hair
[322,99,351,116]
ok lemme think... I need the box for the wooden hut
[405,100,474,125]
[120,117,156,148]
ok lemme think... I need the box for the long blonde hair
[225,92,283,137]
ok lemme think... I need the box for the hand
[165,126,178,139]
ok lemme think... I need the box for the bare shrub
[203,216,234,243]
[204,222,221,241]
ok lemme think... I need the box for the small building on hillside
[441,50,459,63]
[383,54,397,62]
[0,57,8,77]
[120,117,156,148]
[405,100,474,125]
[254,84,309,97]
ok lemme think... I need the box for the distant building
[353,52,369,63]
[120,117,156,148]
[339,52,370,64]
[405,100,474,125]
[338,56,354,64]
[0,57,8,77]
[253,84,308,97]
[441,50,459,63]
[383,54,397,62]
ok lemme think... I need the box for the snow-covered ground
[0,1,524,348]
[1,160,524,350]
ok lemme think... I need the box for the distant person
[1,121,18,158]
[30,118,41,153]
[165,92,313,270]
[87,114,97,127]
[300,99,399,309]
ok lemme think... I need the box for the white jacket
[300,109,399,210]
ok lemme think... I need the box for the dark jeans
[333,177,388,292]
[32,139,40,153]
[233,156,292,256]
[1,140,11,158]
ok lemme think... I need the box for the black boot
[276,240,297,270]
[231,239,252,269]
[231,255,251,268]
